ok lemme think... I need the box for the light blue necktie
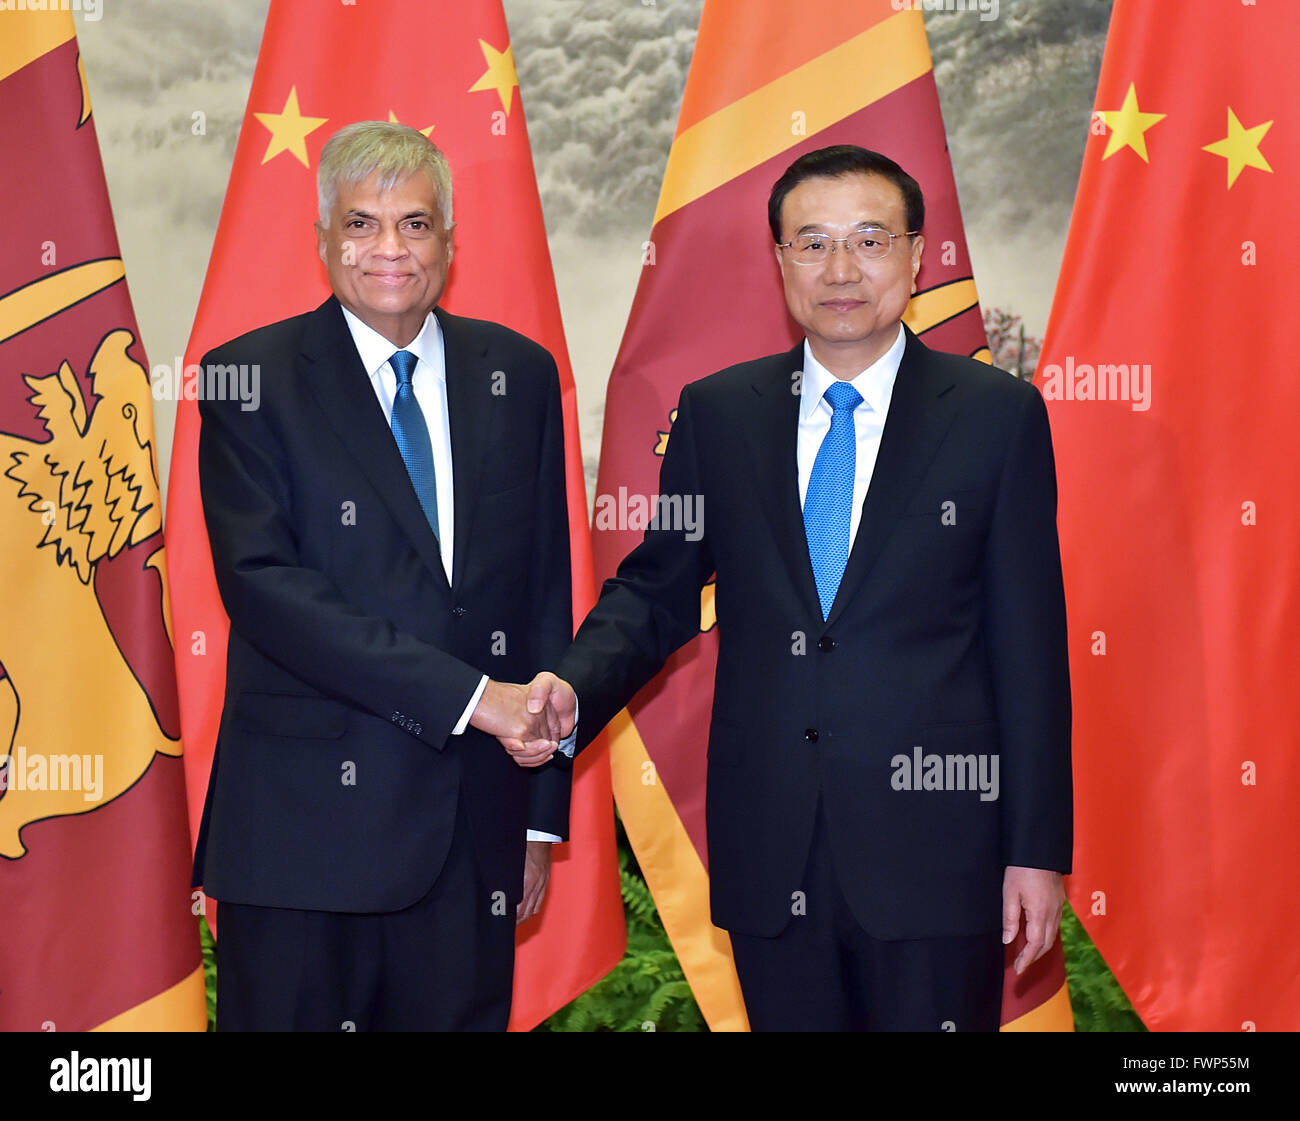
[389,349,439,540]
[803,380,862,619]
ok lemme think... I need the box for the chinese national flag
[596,0,1070,1030]
[165,0,624,1029]
[1040,0,1299,1030]
[0,8,204,1030]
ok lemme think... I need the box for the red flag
[595,0,1071,1030]
[1041,0,1299,1030]
[164,0,624,1029]
[0,8,204,1030]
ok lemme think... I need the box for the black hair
[768,145,925,242]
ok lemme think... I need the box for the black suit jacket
[558,326,1071,939]
[192,297,572,913]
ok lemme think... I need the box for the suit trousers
[728,798,1003,1031]
[215,796,516,1031]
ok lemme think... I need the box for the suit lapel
[437,307,493,592]
[297,297,448,590]
[743,345,823,619]
[825,327,959,627]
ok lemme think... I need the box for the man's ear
[314,219,328,264]
[909,234,925,292]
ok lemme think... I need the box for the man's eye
[856,234,884,249]
[800,237,826,252]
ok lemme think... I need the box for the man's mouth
[821,299,865,311]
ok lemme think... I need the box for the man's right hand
[524,672,577,740]
[471,676,577,767]
[473,673,577,768]
[470,680,559,766]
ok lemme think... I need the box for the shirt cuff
[452,675,489,735]
[526,830,563,843]
[558,695,578,757]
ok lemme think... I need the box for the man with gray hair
[192,121,575,1030]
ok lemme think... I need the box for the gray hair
[317,121,453,228]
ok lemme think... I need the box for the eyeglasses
[776,227,919,266]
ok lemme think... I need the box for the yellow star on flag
[468,40,518,115]
[1202,108,1273,189]
[1098,83,1166,162]
[388,110,435,138]
[254,86,328,167]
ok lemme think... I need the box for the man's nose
[824,241,862,283]
[375,223,408,257]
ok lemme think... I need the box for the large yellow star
[254,87,328,167]
[468,40,518,115]
[1202,107,1273,189]
[388,110,435,138]
[1098,83,1165,162]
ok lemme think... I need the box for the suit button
[804,728,819,743]
[818,636,836,652]
[452,606,466,617]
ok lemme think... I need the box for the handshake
[469,672,578,767]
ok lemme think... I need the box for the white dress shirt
[797,324,906,550]
[340,307,565,841]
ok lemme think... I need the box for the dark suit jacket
[192,296,572,914]
[557,326,1071,939]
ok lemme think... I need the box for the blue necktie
[389,349,439,541]
[803,380,862,619]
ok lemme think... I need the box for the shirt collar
[338,304,444,382]
[799,323,906,422]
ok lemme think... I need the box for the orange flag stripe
[654,11,931,226]
[0,8,74,83]
[608,709,749,1031]
[1001,982,1073,1032]
[90,966,207,1032]
[674,0,899,136]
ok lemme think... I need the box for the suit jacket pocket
[233,691,349,739]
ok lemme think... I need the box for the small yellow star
[1202,108,1273,188]
[468,40,518,115]
[388,110,435,138]
[1098,83,1166,162]
[254,86,328,167]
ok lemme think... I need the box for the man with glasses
[524,145,1072,1031]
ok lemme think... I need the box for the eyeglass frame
[775,226,922,265]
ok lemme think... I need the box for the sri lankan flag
[0,8,205,1030]
[595,0,1071,1030]
[1043,0,1299,1029]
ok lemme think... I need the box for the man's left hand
[517,840,552,925]
[1002,865,1064,974]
